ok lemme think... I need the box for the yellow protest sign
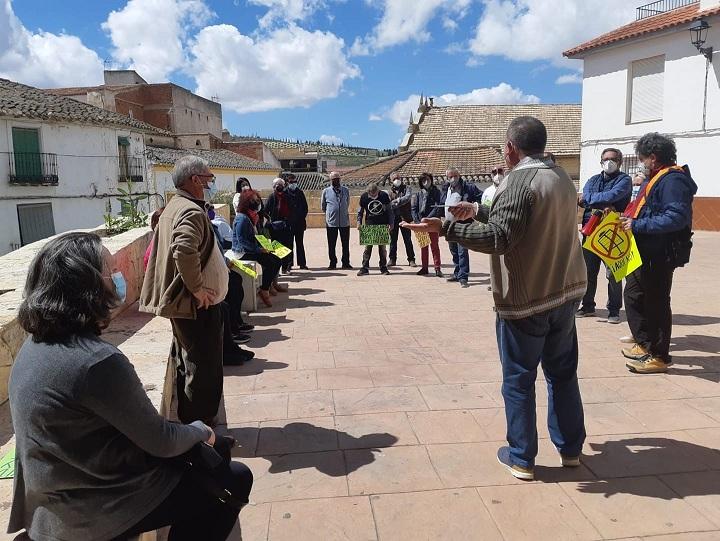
[231,259,258,278]
[583,212,642,282]
[414,231,431,249]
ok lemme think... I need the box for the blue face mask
[111,271,127,304]
[204,181,218,201]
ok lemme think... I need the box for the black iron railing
[8,152,59,185]
[118,156,144,182]
[636,0,699,20]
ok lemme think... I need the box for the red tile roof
[564,3,720,58]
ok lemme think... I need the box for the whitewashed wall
[576,14,720,196]
[0,118,153,255]
[150,166,280,202]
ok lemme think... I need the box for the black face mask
[249,201,260,210]
[275,186,284,192]
[331,179,340,187]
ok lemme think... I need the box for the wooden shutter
[12,127,42,181]
[629,55,665,123]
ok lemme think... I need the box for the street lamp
[689,20,713,62]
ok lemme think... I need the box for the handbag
[174,435,247,509]
[270,220,289,232]
[666,226,693,268]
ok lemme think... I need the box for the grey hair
[329,171,341,180]
[507,116,547,155]
[368,182,379,193]
[172,155,209,188]
[446,166,459,176]
[273,177,285,187]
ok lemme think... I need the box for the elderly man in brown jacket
[141,155,228,425]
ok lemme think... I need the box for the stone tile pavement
[0,229,718,540]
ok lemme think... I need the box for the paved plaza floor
[1,228,719,540]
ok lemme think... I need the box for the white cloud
[0,0,103,87]
[368,113,383,121]
[190,24,359,113]
[319,134,344,145]
[556,72,583,85]
[249,0,329,28]
[102,0,214,82]
[352,0,470,55]
[469,0,636,66]
[376,83,541,126]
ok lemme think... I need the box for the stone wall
[0,226,152,404]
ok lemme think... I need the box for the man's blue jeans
[496,300,586,469]
[448,241,469,281]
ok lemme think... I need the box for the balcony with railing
[636,0,699,20]
[8,152,59,185]
[118,156,145,182]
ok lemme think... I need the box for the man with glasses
[577,148,632,324]
[141,155,227,426]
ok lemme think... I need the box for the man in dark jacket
[285,173,309,270]
[411,172,444,276]
[388,172,416,267]
[357,183,393,276]
[441,167,482,287]
[620,133,697,374]
[577,148,632,323]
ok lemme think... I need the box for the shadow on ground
[223,357,289,376]
[220,422,398,476]
[577,437,720,498]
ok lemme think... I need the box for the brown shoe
[258,289,273,307]
[622,343,649,360]
[274,282,289,292]
[626,355,672,374]
[268,285,278,296]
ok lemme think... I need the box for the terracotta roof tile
[397,147,505,181]
[564,3,720,58]
[339,152,416,185]
[0,78,170,135]
[405,104,581,156]
[147,146,278,171]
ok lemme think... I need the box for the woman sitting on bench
[8,232,253,541]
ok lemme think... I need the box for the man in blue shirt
[321,171,352,270]
[577,148,632,323]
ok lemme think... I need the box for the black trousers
[624,259,675,361]
[241,251,281,290]
[389,217,415,263]
[326,226,350,267]
[270,226,293,272]
[292,228,307,268]
[170,304,224,424]
[226,271,245,329]
[361,244,388,271]
[116,462,253,541]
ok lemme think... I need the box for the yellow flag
[582,211,642,282]
[231,259,258,278]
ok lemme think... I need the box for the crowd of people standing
[4,115,697,540]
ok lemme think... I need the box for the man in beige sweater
[141,155,228,425]
[403,116,587,481]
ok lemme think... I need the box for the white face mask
[392,179,402,188]
[601,160,619,175]
[492,174,503,185]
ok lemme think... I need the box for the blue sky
[2,0,639,149]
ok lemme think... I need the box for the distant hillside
[228,134,398,158]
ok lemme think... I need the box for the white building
[146,146,281,201]
[0,78,171,255]
[564,0,720,230]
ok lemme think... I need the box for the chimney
[429,97,434,107]
[407,113,419,134]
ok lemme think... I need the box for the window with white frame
[627,55,665,124]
